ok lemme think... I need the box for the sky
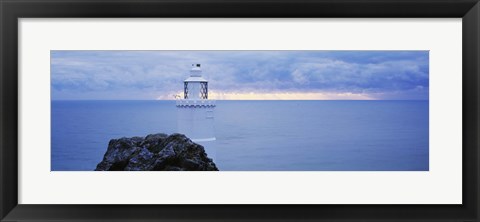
[51,50,429,100]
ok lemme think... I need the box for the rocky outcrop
[95,133,218,171]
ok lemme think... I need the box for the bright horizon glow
[157,91,375,100]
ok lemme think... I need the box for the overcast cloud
[51,50,429,100]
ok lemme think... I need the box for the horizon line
[51,99,429,101]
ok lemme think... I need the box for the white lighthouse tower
[176,64,216,159]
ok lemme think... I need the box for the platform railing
[176,99,216,107]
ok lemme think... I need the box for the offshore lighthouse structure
[176,64,216,159]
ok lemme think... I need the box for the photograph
[3,0,477,220]
[51,50,429,171]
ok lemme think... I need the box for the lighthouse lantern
[183,64,209,100]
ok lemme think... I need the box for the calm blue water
[51,100,429,171]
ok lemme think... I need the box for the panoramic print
[51,50,429,171]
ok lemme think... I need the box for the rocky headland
[95,133,218,171]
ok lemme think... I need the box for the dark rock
[95,133,218,171]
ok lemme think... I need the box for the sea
[51,100,429,171]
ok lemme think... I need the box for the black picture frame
[1,0,479,221]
